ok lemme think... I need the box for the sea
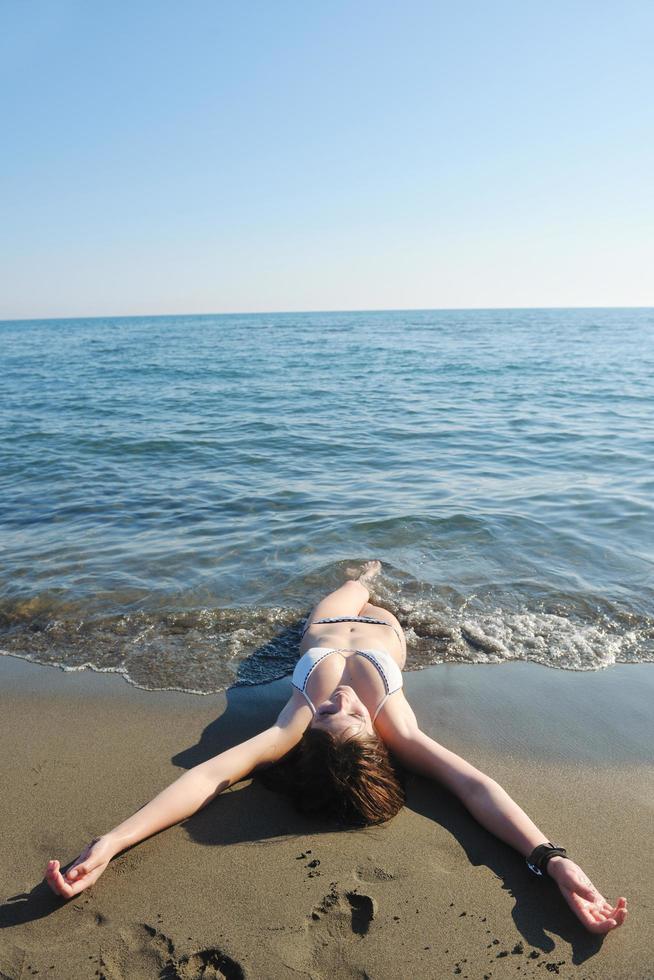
[1,308,652,693]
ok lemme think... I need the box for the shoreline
[1,656,651,978]
[1,651,653,763]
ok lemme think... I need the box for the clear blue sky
[1,0,652,319]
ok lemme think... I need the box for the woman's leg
[303,561,381,627]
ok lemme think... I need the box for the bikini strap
[301,615,404,648]
[299,690,316,714]
[372,693,390,723]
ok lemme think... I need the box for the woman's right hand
[45,835,115,898]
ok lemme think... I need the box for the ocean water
[1,308,653,693]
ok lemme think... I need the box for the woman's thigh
[302,580,368,627]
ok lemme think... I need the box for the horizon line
[1,303,653,325]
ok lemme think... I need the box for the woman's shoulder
[374,690,419,747]
[276,688,314,731]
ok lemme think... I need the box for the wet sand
[1,655,652,979]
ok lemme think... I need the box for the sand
[1,655,652,980]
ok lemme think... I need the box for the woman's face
[310,686,375,740]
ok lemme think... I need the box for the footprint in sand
[311,883,376,936]
[306,883,377,978]
[111,923,245,980]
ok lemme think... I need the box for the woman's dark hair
[258,728,405,826]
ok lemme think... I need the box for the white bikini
[292,646,403,723]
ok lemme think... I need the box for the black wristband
[526,843,568,877]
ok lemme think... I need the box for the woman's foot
[357,560,382,586]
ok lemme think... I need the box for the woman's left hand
[547,856,628,933]
[45,836,115,899]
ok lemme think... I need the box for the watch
[526,842,568,876]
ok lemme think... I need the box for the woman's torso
[295,619,406,721]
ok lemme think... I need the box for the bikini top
[292,647,403,723]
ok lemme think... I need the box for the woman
[45,561,627,934]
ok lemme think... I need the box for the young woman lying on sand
[46,561,627,934]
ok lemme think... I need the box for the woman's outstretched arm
[379,705,628,934]
[45,699,308,899]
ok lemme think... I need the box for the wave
[2,586,652,695]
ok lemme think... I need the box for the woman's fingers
[593,919,617,933]
[581,904,627,933]
[598,898,627,927]
[49,861,74,897]
[561,885,628,934]
[45,858,93,898]
[63,859,88,881]
[574,903,614,933]
[45,860,73,898]
[614,897,628,921]
[45,859,61,884]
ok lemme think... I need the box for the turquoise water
[1,308,652,692]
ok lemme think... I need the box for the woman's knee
[361,600,394,622]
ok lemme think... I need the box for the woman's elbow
[458,773,498,804]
